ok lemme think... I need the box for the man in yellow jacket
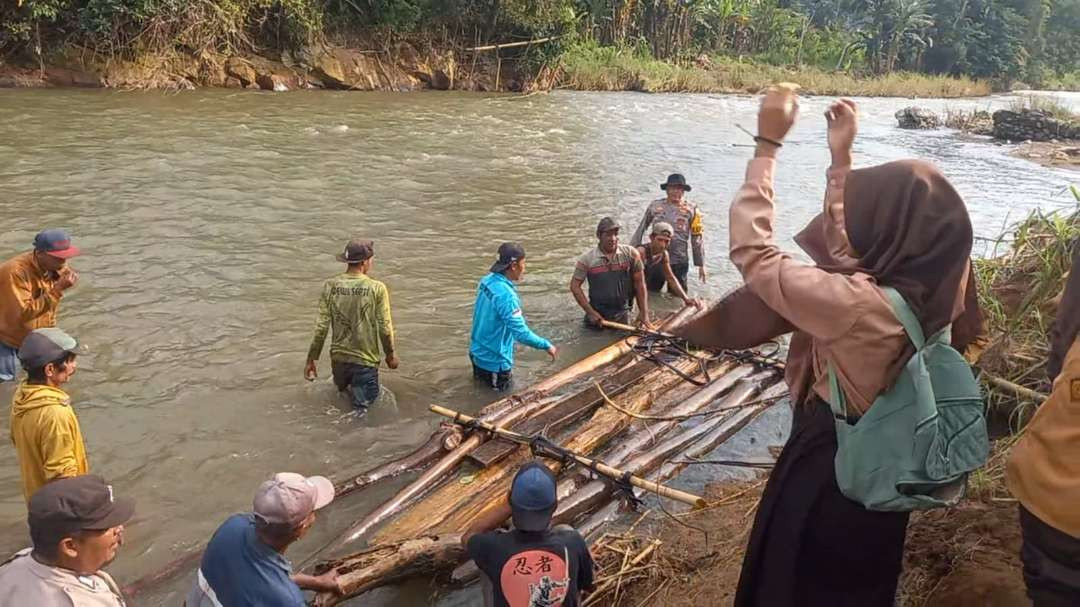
[10,328,88,502]
[0,229,81,382]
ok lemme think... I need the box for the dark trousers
[472,360,512,391]
[331,361,380,410]
[1020,505,1080,606]
[645,261,689,293]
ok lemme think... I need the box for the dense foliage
[2,0,1078,87]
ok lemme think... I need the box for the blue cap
[509,460,557,532]
[33,229,80,259]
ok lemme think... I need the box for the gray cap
[336,239,374,264]
[18,328,78,369]
[596,217,620,235]
[651,221,674,237]
[253,472,335,527]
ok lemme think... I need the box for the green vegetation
[1009,95,1080,123]
[2,1,1078,91]
[558,41,991,96]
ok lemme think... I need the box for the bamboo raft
[303,305,789,605]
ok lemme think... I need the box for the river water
[0,88,1077,604]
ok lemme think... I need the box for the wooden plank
[468,358,656,467]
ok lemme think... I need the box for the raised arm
[630,207,653,248]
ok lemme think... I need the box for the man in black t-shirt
[463,461,595,607]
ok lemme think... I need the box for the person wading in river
[633,222,702,310]
[10,328,89,503]
[570,217,651,329]
[186,473,342,606]
[462,460,595,607]
[469,243,558,392]
[1006,245,1080,606]
[0,475,133,607]
[305,239,398,413]
[0,229,81,382]
[679,90,980,605]
[630,174,706,292]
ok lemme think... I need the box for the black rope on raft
[632,332,709,386]
[459,414,496,439]
[615,470,644,509]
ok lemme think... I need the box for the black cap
[18,328,78,369]
[29,475,135,547]
[596,217,620,236]
[660,173,691,192]
[336,239,374,263]
[509,461,557,532]
[490,242,525,274]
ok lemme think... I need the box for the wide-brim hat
[660,173,691,192]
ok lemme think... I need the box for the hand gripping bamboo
[429,405,706,509]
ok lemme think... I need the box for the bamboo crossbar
[429,405,706,509]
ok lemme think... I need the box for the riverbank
[0,43,997,98]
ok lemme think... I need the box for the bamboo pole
[430,405,706,509]
[465,35,561,52]
[981,372,1047,403]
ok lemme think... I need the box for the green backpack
[826,286,990,512]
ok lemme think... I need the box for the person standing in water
[469,243,558,392]
[633,221,702,309]
[0,229,81,382]
[630,174,706,292]
[305,239,398,413]
[570,217,651,329]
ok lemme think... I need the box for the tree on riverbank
[1,1,1078,89]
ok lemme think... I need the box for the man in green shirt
[305,239,398,413]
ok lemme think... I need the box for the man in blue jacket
[470,243,558,391]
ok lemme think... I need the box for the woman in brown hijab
[678,90,977,605]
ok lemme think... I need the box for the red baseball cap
[33,229,81,259]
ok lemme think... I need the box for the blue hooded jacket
[469,272,551,373]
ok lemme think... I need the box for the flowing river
[0,88,1077,605]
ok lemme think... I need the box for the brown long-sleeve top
[0,252,62,349]
[729,158,909,414]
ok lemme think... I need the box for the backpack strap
[826,286,924,421]
[879,286,926,350]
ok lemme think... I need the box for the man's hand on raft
[636,314,655,331]
[684,297,704,310]
[304,360,317,381]
[547,345,559,362]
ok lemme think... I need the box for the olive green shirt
[307,273,395,368]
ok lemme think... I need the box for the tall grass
[556,42,992,97]
[974,204,1080,420]
[1008,95,1080,124]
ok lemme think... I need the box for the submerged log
[334,425,464,498]
[325,307,696,552]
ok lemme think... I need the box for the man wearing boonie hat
[570,217,652,329]
[0,229,82,382]
[469,242,558,392]
[305,238,398,413]
[632,221,703,310]
[463,460,595,607]
[0,475,134,606]
[10,328,89,502]
[187,472,342,606]
[630,174,706,293]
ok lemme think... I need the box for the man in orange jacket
[0,229,81,382]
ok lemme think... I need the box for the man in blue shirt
[185,472,342,606]
[470,243,557,391]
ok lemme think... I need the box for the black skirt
[735,398,910,607]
